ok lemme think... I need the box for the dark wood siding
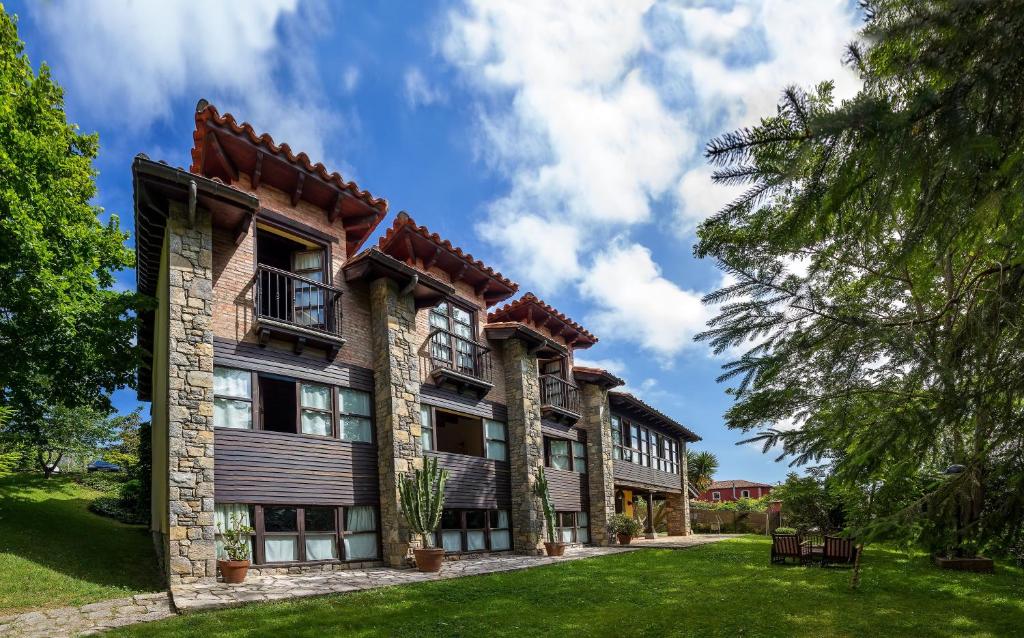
[426,451,511,510]
[215,428,379,505]
[420,385,508,421]
[545,467,587,511]
[213,337,373,390]
[541,419,582,441]
[613,459,683,493]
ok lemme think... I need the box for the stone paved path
[0,593,173,638]
[0,535,729,636]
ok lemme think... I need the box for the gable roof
[487,293,597,349]
[375,211,518,306]
[708,480,775,490]
[608,391,701,442]
[190,99,387,256]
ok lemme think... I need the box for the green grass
[111,536,1024,638]
[0,473,161,615]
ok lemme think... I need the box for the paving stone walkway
[0,593,173,638]
[0,535,729,636]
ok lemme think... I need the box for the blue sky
[8,0,864,484]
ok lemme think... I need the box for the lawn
[111,536,1024,638]
[0,474,162,615]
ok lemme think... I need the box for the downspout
[187,179,198,228]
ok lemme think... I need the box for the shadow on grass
[111,536,1024,638]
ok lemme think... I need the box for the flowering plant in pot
[217,514,254,584]
[535,468,564,556]
[608,514,643,545]
[398,456,449,572]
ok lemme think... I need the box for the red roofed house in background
[135,100,703,590]
[699,480,777,503]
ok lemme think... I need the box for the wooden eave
[608,391,701,442]
[343,248,455,310]
[487,293,597,350]
[572,366,624,389]
[376,212,518,307]
[133,154,259,402]
[190,99,387,257]
[483,322,568,358]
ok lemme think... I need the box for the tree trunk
[850,543,865,590]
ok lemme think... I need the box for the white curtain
[420,405,433,451]
[214,504,253,560]
[549,441,570,470]
[578,527,589,543]
[292,250,323,272]
[301,410,332,436]
[301,383,330,410]
[494,510,510,529]
[573,442,586,471]
[264,536,298,562]
[338,388,371,416]
[214,398,252,429]
[305,534,338,561]
[441,530,462,552]
[467,531,486,551]
[490,530,510,550]
[344,534,378,560]
[340,416,372,442]
[486,440,507,461]
[214,367,250,397]
[578,511,588,528]
[347,507,376,532]
[560,528,574,543]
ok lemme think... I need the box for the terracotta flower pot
[414,548,445,572]
[617,533,633,545]
[218,559,250,584]
[544,541,566,557]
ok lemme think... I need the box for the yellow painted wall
[623,489,633,517]
[150,229,170,534]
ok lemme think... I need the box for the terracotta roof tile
[708,480,775,490]
[487,293,597,347]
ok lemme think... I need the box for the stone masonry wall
[369,277,424,566]
[502,339,544,554]
[665,441,692,536]
[165,201,217,584]
[578,383,615,545]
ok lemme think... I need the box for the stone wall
[165,201,217,584]
[578,383,616,545]
[665,442,692,536]
[502,339,544,554]
[369,277,424,566]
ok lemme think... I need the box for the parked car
[87,460,122,473]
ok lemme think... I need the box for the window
[712,491,721,501]
[612,413,680,473]
[555,511,589,544]
[338,388,373,442]
[304,506,339,561]
[344,506,378,560]
[214,367,252,429]
[263,506,300,562]
[484,419,507,461]
[300,382,332,436]
[420,405,434,451]
[429,301,477,374]
[219,504,379,564]
[741,489,751,499]
[437,509,512,553]
[611,415,623,460]
[214,503,254,560]
[255,226,328,329]
[548,439,571,471]
[572,441,587,473]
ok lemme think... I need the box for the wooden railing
[540,374,581,416]
[254,264,343,336]
[423,328,493,385]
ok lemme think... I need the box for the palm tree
[686,450,718,494]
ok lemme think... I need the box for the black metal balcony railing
[540,374,581,417]
[255,264,343,336]
[423,328,493,386]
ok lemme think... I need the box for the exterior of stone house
[134,100,700,586]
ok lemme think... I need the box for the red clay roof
[487,293,597,349]
[708,480,775,490]
[608,391,700,442]
[572,366,625,389]
[376,212,518,306]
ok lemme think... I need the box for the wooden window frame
[337,387,375,444]
[298,380,334,438]
[424,406,505,462]
[254,213,334,285]
[554,511,589,544]
[543,436,587,473]
[436,508,511,554]
[213,366,254,430]
[251,504,381,566]
[483,418,507,461]
[611,413,680,474]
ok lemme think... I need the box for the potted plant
[608,514,643,545]
[217,513,254,584]
[398,456,449,572]
[534,468,565,556]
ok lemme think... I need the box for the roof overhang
[190,100,387,257]
[488,293,597,350]
[133,154,259,402]
[343,248,456,310]
[572,366,624,389]
[376,212,518,306]
[483,322,568,358]
[608,391,701,442]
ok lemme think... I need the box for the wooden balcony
[254,264,345,358]
[540,374,581,423]
[421,328,494,396]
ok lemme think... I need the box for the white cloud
[342,66,361,94]
[572,357,627,376]
[403,67,447,108]
[581,243,712,361]
[31,0,342,163]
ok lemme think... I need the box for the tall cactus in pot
[535,467,564,556]
[398,456,449,571]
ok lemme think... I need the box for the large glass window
[304,506,338,560]
[611,415,622,460]
[339,388,373,442]
[436,509,512,553]
[427,408,507,461]
[229,504,380,564]
[429,301,477,374]
[613,414,680,473]
[214,503,254,560]
[263,506,300,562]
[484,419,507,461]
[555,511,590,544]
[572,441,587,473]
[420,405,434,451]
[344,506,378,560]
[300,383,332,436]
[214,367,252,429]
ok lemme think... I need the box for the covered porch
[614,483,689,539]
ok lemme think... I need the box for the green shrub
[775,527,797,535]
[74,471,127,493]
[608,514,643,538]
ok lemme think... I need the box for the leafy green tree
[0,9,141,439]
[686,450,719,494]
[2,405,117,478]
[772,472,845,534]
[695,0,1024,556]
[0,407,20,478]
